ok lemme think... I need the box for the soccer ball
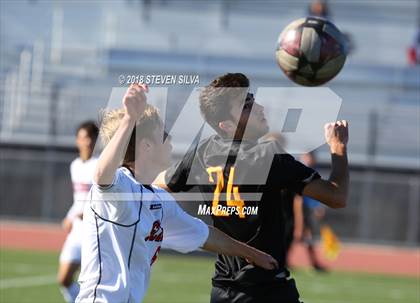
[275,17,347,86]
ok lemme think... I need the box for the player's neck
[79,150,92,161]
[126,163,160,186]
[222,134,258,143]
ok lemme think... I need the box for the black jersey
[165,134,320,288]
[282,189,297,254]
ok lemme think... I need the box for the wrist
[122,114,138,125]
[330,143,347,155]
[241,244,256,260]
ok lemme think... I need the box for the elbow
[92,161,115,187]
[330,196,347,209]
[331,200,346,209]
[93,167,110,186]
[93,169,102,185]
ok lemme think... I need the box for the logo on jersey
[145,220,163,242]
[150,246,161,265]
[150,203,162,210]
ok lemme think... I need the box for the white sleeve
[90,168,138,225]
[65,201,84,220]
[67,161,83,220]
[161,199,209,254]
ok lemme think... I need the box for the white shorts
[59,218,83,263]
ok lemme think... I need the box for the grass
[0,249,419,303]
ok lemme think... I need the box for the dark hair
[76,121,99,143]
[199,73,249,136]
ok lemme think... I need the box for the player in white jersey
[58,121,99,303]
[76,84,279,303]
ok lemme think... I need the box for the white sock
[60,282,80,303]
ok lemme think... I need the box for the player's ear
[218,120,236,134]
[138,138,153,152]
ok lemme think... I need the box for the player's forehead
[230,91,254,108]
[230,94,257,119]
[77,128,89,137]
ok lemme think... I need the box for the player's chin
[259,124,270,136]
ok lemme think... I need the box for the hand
[246,248,279,270]
[324,120,349,153]
[123,83,149,121]
[62,218,72,234]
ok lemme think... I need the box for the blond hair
[99,105,162,165]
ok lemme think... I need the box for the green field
[0,249,418,303]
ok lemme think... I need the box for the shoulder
[165,136,213,176]
[153,185,176,203]
[254,138,286,156]
[151,186,181,215]
[70,157,81,168]
[185,135,215,160]
[86,157,99,170]
[93,167,135,192]
[270,153,309,171]
[90,168,141,224]
[70,158,81,175]
[71,157,98,170]
[112,167,136,186]
[89,156,99,164]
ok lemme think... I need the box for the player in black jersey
[155,73,349,303]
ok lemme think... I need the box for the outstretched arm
[202,225,279,270]
[162,202,278,270]
[303,120,349,208]
[94,84,148,186]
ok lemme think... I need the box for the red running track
[1,220,419,277]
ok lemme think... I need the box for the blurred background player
[306,0,355,54]
[407,26,420,65]
[308,0,330,19]
[293,152,328,272]
[58,121,99,303]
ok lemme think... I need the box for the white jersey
[66,157,98,220]
[60,156,98,263]
[76,167,209,303]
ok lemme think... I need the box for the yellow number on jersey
[206,166,245,218]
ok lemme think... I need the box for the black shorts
[210,278,303,303]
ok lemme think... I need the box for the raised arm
[94,84,148,186]
[202,225,278,270]
[303,120,349,208]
